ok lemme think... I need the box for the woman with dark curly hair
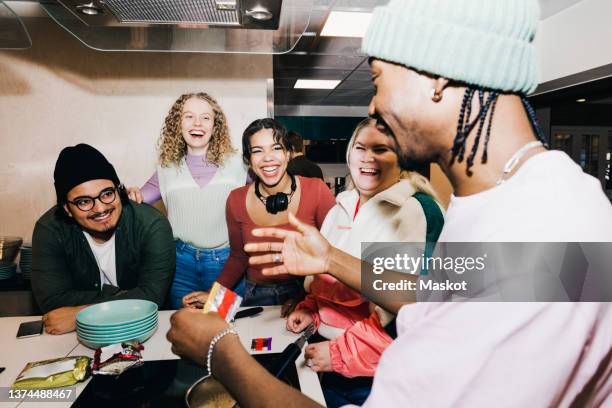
[128,92,247,309]
[183,118,336,307]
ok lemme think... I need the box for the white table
[0,307,325,407]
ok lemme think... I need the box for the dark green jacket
[31,201,175,313]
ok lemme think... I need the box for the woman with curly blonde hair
[128,92,247,309]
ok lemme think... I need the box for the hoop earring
[431,88,443,102]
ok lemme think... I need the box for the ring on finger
[273,253,282,263]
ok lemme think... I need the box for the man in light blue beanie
[362,0,548,180]
[165,1,612,407]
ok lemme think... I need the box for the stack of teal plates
[76,299,158,349]
[0,262,16,280]
[19,243,32,279]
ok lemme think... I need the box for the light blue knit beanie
[362,0,540,94]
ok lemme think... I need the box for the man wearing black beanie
[31,144,175,335]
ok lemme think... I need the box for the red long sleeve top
[216,176,336,288]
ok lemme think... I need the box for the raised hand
[42,305,87,335]
[182,291,209,309]
[244,212,332,277]
[286,309,314,333]
[304,341,333,373]
[126,186,144,203]
[167,309,231,364]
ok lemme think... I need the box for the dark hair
[450,87,548,172]
[54,183,129,223]
[241,118,291,165]
[287,131,304,153]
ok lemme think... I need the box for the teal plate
[77,318,157,339]
[77,325,157,342]
[76,299,158,327]
[78,325,158,349]
[77,312,157,332]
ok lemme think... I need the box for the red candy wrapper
[92,341,144,376]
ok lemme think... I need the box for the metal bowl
[185,375,238,408]
[0,236,22,264]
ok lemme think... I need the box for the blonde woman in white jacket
[286,118,445,407]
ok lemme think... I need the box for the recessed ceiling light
[245,6,273,21]
[321,11,372,37]
[76,2,104,15]
[576,98,587,103]
[294,79,341,89]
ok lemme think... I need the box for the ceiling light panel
[294,79,341,89]
[321,11,372,37]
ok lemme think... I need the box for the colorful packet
[203,282,242,322]
[250,337,272,351]
[92,341,144,376]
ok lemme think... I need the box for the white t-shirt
[359,151,612,407]
[440,150,612,242]
[83,232,118,288]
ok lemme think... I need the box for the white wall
[0,18,272,242]
[537,0,612,83]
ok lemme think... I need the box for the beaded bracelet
[206,326,237,377]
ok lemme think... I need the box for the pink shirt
[354,153,612,407]
[360,303,611,407]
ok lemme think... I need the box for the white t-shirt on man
[359,151,612,407]
[83,232,118,288]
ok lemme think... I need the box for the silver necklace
[496,141,543,185]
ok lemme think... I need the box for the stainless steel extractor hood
[53,0,283,29]
[39,0,312,53]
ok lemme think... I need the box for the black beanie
[54,144,121,204]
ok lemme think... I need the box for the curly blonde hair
[158,92,235,167]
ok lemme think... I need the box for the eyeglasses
[67,187,117,212]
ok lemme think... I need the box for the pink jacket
[297,273,393,378]
[298,181,438,378]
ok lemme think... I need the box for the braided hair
[450,87,548,172]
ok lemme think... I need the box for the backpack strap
[413,192,444,275]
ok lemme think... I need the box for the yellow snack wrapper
[12,356,91,390]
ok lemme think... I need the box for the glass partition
[0,1,32,49]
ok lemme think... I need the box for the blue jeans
[169,240,245,309]
[322,379,372,408]
[242,279,304,306]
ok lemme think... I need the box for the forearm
[216,260,246,289]
[214,336,322,408]
[140,172,162,204]
[219,198,248,288]
[327,247,413,314]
